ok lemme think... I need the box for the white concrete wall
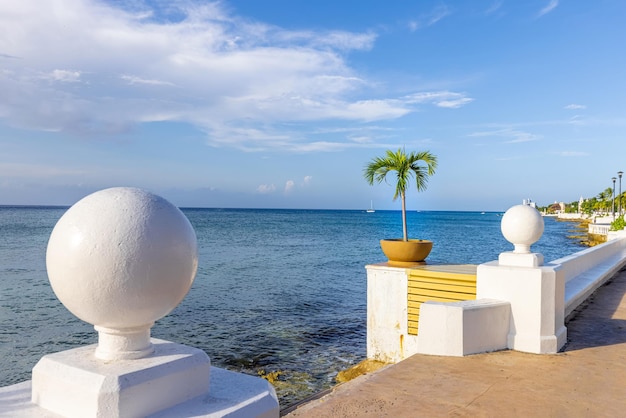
[366,264,419,363]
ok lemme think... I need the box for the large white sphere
[46,187,198,330]
[501,204,544,253]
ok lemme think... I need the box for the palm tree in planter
[364,148,438,264]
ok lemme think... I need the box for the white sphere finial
[46,187,198,360]
[501,204,544,253]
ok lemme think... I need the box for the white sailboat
[366,201,375,213]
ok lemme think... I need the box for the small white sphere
[501,204,544,253]
[46,187,198,331]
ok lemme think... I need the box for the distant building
[522,198,537,208]
[579,196,584,214]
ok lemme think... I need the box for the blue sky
[1,0,625,210]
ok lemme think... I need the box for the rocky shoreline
[558,217,606,247]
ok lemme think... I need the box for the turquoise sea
[0,207,586,408]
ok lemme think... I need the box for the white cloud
[349,135,374,144]
[288,141,358,152]
[0,0,471,151]
[469,128,540,143]
[303,176,313,185]
[408,5,452,31]
[281,30,376,51]
[436,97,474,109]
[565,104,586,110]
[121,75,174,86]
[44,69,82,83]
[404,91,474,109]
[256,184,276,194]
[284,180,295,193]
[567,115,586,126]
[558,151,589,157]
[484,1,503,16]
[538,0,559,18]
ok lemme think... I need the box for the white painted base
[498,251,544,268]
[10,338,279,418]
[31,339,210,417]
[417,299,511,356]
[1,367,278,418]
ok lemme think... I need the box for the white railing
[588,223,610,235]
[548,233,626,318]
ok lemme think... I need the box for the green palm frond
[363,148,438,201]
[363,148,438,241]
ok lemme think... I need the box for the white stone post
[22,187,279,418]
[366,264,420,363]
[477,205,567,354]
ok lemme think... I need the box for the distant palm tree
[364,148,438,241]
[597,188,613,213]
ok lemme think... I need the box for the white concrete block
[416,299,510,356]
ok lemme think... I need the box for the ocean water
[0,207,586,408]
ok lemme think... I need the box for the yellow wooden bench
[407,265,477,335]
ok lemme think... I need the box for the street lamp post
[619,171,623,216]
[612,177,617,219]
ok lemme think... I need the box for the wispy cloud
[121,75,174,86]
[256,184,276,194]
[494,156,523,161]
[284,180,295,193]
[484,1,503,16]
[469,128,541,143]
[568,115,585,126]
[565,104,586,110]
[404,91,474,108]
[408,5,452,31]
[558,151,589,157]
[538,0,559,18]
[42,69,82,83]
[0,0,471,151]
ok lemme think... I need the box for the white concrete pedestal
[2,339,279,417]
[477,260,567,354]
[32,339,210,418]
[1,368,279,418]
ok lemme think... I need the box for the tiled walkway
[284,268,626,417]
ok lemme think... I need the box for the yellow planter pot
[380,239,433,265]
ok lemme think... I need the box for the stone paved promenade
[284,268,626,418]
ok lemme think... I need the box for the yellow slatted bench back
[407,264,477,335]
